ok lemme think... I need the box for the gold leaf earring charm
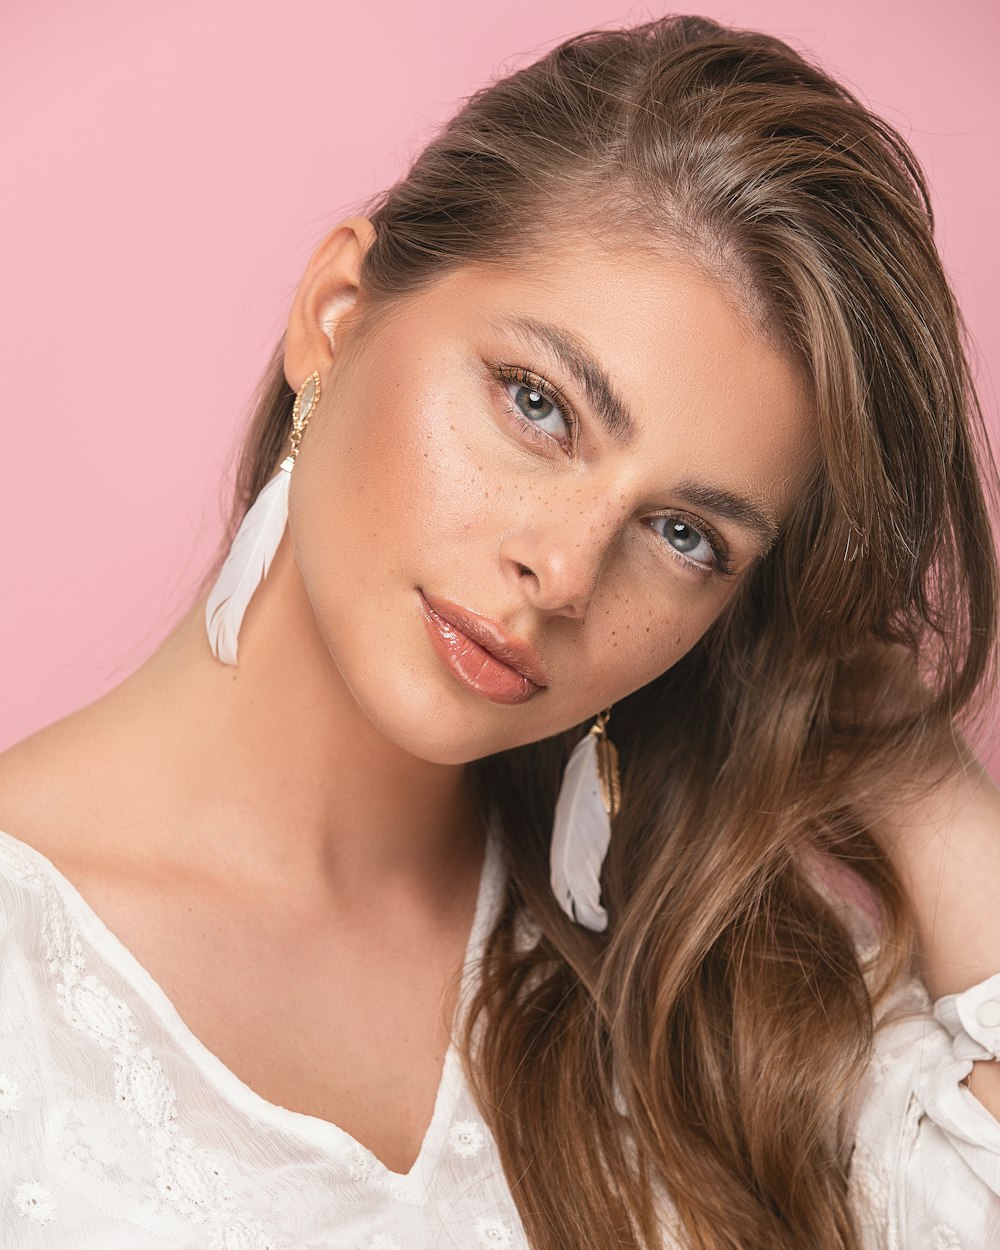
[280,370,321,470]
[591,707,622,820]
[205,369,322,666]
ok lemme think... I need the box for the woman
[0,12,997,1249]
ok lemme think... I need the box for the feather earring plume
[549,707,621,932]
[205,371,320,665]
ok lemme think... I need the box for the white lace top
[1,822,998,1249]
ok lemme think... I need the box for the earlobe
[283,215,377,391]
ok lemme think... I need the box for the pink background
[1,0,998,778]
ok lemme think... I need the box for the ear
[283,215,378,392]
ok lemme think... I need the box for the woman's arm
[873,738,1000,1119]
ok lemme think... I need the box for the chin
[345,666,515,766]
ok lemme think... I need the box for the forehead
[401,240,817,520]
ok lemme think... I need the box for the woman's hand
[872,736,1000,1120]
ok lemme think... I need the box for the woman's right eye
[493,365,577,453]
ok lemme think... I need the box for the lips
[418,589,549,705]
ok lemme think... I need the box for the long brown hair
[199,15,999,1249]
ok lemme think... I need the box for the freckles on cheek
[407,403,491,521]
[642,632,688,686]
[609,592,714,693]
[594,597,680,691]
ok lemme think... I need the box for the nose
[500,495,624,619]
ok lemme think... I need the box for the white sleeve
[922,973,1000,1193]
[849,974,1000,1249]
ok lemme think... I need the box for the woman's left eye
[648,515,729,574]
[493,365,576,452]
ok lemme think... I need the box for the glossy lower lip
[418,591,542,705]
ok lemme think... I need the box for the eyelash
[648,513,734,579]
[492,363,579,451]
[488,360,734,579]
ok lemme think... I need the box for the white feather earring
[205,371,320,665]
[549,707,622,932]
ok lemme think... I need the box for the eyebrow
[486,312,782,554]
[488,313,637,446]
[672,481,780,552]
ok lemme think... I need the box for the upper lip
[419,590,550,688]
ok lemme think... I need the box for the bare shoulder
[0,702,128,873]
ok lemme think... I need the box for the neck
[85,528,486,905]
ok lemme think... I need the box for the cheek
[287,364,494,602]
[583,579,734,706]
[297,375,414,514]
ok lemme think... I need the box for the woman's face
[288,232,816,764]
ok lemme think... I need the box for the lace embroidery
[450,1118,486,1157]
[16,1181,56,1225]
[19,846,275,1250]
[476,1216,515,1247]
[340,1134,435,1206]
[0,1071,21,1113]
[848,1138,890,1238]
[0,835,44,885]
[345,1138,379,1184]
[932,1226,963,1250]
[56,1104,147,1194]
[1,832,525,1242]
[210,1220,276,1250]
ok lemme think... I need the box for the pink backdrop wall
[2,0,998,778]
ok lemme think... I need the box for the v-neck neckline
[0,819,507,1201]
